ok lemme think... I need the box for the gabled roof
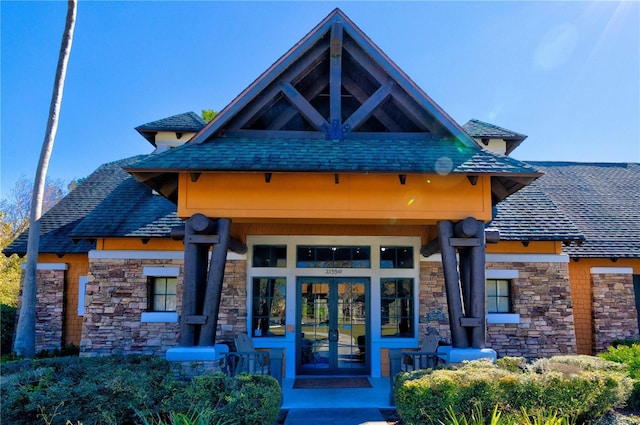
[135,112,206,145]
[127,9,541,205]
[191,8,476,145]
[68,176,180,239]
[490,184,584,243]
[526,162,640,258]
[463,119,527,155]
[3,157,141,256]
[2,156,182,257]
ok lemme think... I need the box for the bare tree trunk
[14,0,77,357]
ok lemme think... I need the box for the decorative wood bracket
[265,173,272,183]
[467,175,478,186]
[190,172,201,182]
[398,174,407,185]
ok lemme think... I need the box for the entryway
[296,277,370,375]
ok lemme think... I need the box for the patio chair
[402,333,440,371]
[226,333,269,375]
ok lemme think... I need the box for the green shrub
[1,355,179,425]
[1,356,281,425]
[599,343,640,412]
[0,304,16,356]
[164,373,281,425]
[394,356,632,425]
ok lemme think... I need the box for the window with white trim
[149,277,177,312]
[78,276,87,316]
[380,278,414,338]
[487,279,511,313]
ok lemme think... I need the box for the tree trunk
[14,0,77,357]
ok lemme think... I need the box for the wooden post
[469,220,487,348]
[437,220,469,348]
[180,219,198,346]
[198,218,231,346]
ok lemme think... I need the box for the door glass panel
[298,278,369,374]
[337,280,366,371]
[299,280,330,369]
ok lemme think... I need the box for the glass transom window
[296,245,370,268]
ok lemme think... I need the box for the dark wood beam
[342,80,394,133]
[280,81,329,131]
[342,75,403,132]
[390,86,442,133]
[343,38,387,84]
[467,175,479,186]
[190,172,201,183]
[222,130,325,139]
[420,237,440,257]
[268,75,328,130]
[330,21,343,124]
[227,42,330,131]
[198,218,232,346]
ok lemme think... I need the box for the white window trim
[78,276,87,316]
[487,313,520,324]
[143,266,180,277]
[141,312,179,323]
[486,269,519,323]
[590,267,633,275]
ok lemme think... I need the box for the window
[380,246,413,268]
[487,279,511,313]
[380,278,414,338]
[149,277,177,312]
[253,245,287,267]
[296,245,370,268]
[78,276,87,316]
[252,277,286,337]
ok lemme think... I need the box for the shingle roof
[3,156,145,256]
[68,176,180,239]
[490,184,584,242]
[463,119,527,140]
[135,111,206,132]
[126,137,540,176]
[526,162,640,258]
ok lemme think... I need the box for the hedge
[0,355,281,425]
[394,356,632,425]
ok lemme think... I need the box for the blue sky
[1,1,639,200]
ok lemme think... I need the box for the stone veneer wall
[34,268,66,352]
[80,257,247,357]
[592,270,639,353]
[419,261,577,359]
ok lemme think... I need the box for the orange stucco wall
[569,258,640,354]
[178,173,493,224]
[38,253,89,347]
[99,238,184,251]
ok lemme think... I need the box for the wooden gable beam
[330,21,343,124]
[342,80,394,133]
[280,81,329,131]
[227,42,330,131]
[391,85,444,133]
[342,75,403,132]
[343,38,387,85]
[268,74,329,130]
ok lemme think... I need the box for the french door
[297,277,369,375]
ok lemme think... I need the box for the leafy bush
[1,356,281,425]
[162,373,281,425]
[394,356,632,425]
[0,304,16,356]
[599,343,640,412]
[1,355,177,425]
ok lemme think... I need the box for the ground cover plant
[0,355,281,425]
[394,356,633,425]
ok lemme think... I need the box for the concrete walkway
[284,408,387,425]
[281,377,392,409]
